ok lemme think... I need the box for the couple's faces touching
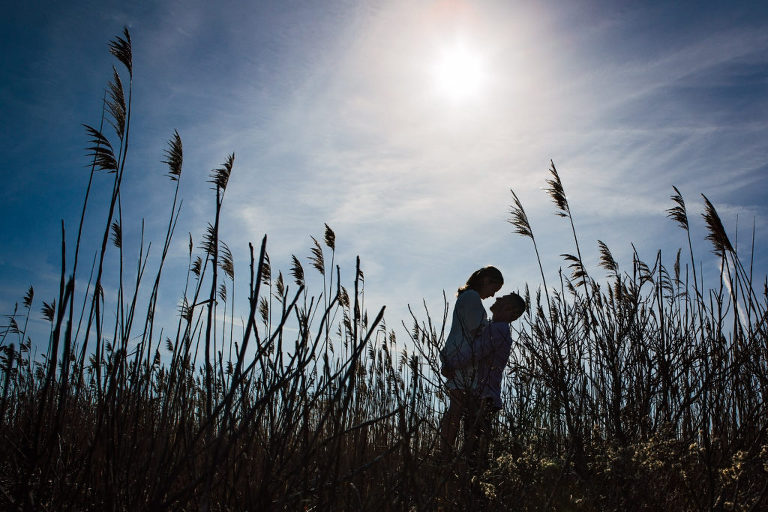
[479,278,523,322]
[478,278,503,300]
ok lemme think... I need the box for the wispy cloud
[2,0,766,347]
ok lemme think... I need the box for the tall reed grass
[1,29,766,511]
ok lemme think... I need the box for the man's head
[489,293,526,323]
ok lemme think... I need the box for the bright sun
[432,41,488,102]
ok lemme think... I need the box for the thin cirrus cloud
[1,0,766,345]
[181,0,767,326]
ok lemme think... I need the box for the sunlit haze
[1,0,766,348]
[432,40,489,102]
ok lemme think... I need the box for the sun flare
[432,41,488,102]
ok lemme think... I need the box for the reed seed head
[508,189,533,239]
[701,194,734,255]
[108,27,132,77]
[163,130,183,181]
[545,160,569,217]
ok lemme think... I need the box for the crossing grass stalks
[0,29,766,511]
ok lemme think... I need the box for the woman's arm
[440,291,487,373]
[452,322,510,367]
[455,291,487,339]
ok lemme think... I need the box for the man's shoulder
[486,322,512,340]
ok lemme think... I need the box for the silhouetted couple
[439,265,525,467]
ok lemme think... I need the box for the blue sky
[2,0,767,346]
